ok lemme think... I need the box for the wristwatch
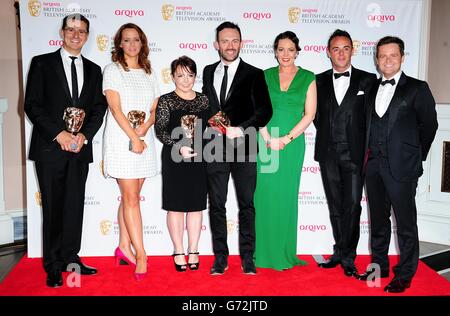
[287,132,294,141]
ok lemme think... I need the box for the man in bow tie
[359,36,438,293]
[314,29,376,277]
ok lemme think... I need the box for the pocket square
[357,90,364,95]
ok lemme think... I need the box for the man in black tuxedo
[202,21,272,275]
[24,14,107,287]
[314,30,376,277]
[357,36,437,293]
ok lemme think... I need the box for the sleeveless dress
[254,66,315,270]
[102,63,160,179]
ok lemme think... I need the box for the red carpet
[0,255,449,296]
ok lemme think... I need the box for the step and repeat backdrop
[21,0,425,257]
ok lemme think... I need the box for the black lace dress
[155,91,210,211]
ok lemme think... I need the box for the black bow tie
[334,71,350,79]
[381,78,396,86]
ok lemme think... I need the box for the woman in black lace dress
[155,56,210,272]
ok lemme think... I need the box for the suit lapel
[387,73,407,136]
[53,49,72,105]
[207,61,220,113]
[78,55,91,107]
[366,78,381,148]
[323,70,335,128]
[223,60,246,108]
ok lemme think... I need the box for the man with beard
[202,21,272,275]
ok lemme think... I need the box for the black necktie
[69,56,78,105]
[334,71,350,79]
[220,65,229,107]
[381,78,395,86]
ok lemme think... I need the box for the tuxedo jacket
[24,49,107,163]
[365,72,438,181]
[314,67,376,167]
[202,59,272,155]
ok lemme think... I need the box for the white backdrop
[21,0,425,257]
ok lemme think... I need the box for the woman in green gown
[254,31,317,270]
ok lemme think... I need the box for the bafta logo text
[352,40,361,55]
[35,191,42,206]
[161,67,172,84]
[28,0,42,17]
[288,7,300,23]
[162,4,175,21]
[97,35,109,52]
[227,219,236,235]
[100,220,113,235]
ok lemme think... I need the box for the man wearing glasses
[24,14,107,287]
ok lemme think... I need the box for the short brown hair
[62,13,90,33]
[376,36,405,58]
[170,55,197,76]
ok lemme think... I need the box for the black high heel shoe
[172,253,187,272]
[188,252,200,270]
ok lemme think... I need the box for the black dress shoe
[384,278,411,293]
[65,261,98,275]
[210,255,228,275]
[318,258,341,269]
[343,266,358,277]
[241,257,257,275]
[357,268,389,281]
[46,270,63,288]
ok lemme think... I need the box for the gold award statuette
[63,107,86,151]
[127,110,146,151]
[208,111,230,135]
[180,115,198,147]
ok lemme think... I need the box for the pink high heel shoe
[134,271,147,281]
[114,247,136,267]
[134,261,148,282]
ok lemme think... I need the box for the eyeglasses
[64,27,88,36]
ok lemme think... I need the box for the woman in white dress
[102,23,159,281]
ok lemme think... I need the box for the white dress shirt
[214,57,241,105]
[375,70,402,117]
[332,66,352,105]
[60,48,84,100]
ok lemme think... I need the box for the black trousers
[207,161,256,259]
[319,157,363,268]
[35,158,89,273]
[365,156,419,281]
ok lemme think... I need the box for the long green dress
[254,66,315,270]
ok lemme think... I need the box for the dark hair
[62,13,90,33]
[273,31,301,52]
[327,29,352,49]
[171,55,197,76]
[376,36,405,57]
[111,23,151,74]
[216,21,241,42]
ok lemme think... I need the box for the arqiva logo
[242,12,272,20]
[49,39,64,46]
[302,166,321,174]
[114,9,145,17]
[303,45,327,53]
[367,14,395,22]
[179,43,208,51]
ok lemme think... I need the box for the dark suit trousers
[36,158,89,273]
[319,156,363,268]
[207,161,256,259]
[365,157,419,281]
